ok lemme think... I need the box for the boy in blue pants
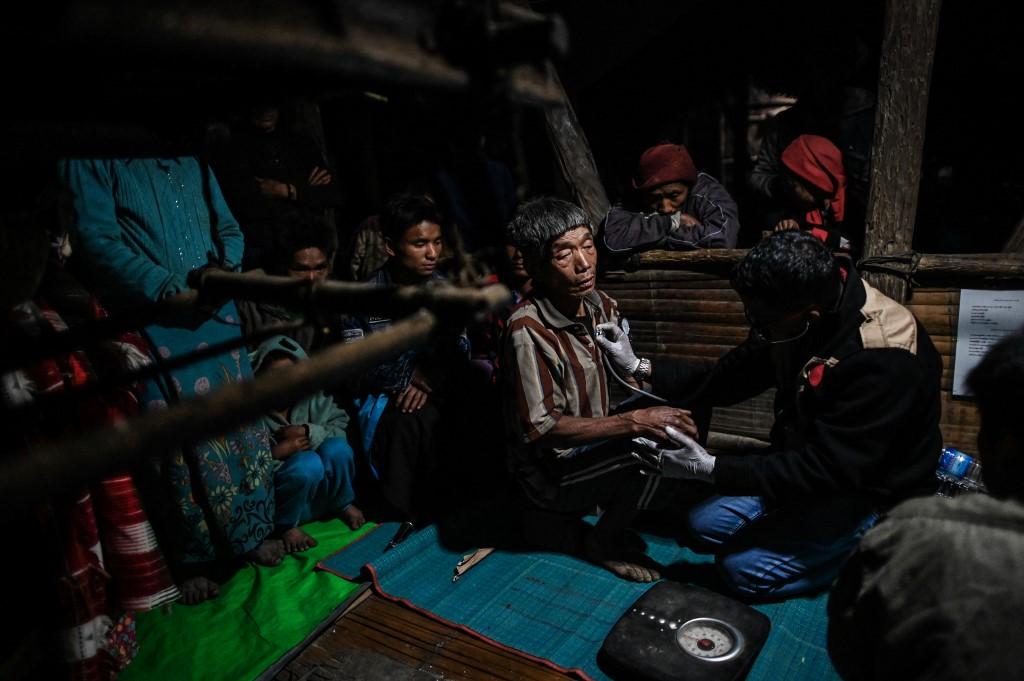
[251,335,365,552]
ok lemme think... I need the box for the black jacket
[601,172,740,253]
[653,265,942,506]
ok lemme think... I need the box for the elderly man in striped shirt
[502,197,699,582]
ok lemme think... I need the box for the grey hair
[505,197,591,266]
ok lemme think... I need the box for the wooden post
[1003,214,1024,253]
[861,0,943,302]
[543,63,611,228]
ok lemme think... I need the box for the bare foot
[584,529,661,583]
[180,576,219,604]
[282,527,318,553]
[341,504,366,530]
[596,557,661,582]
[245,538,285,566]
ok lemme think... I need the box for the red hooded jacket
[781,135,847,246]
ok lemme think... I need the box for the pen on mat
[383,521,415,552]
[452,547,495,582]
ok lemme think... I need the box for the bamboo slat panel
[274,593,573,680]
[601,270,982,454]
[906,288,980,452]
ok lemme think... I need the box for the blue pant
[273,437,356,529]
[687,494,879,598]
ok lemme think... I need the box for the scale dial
[675,617,744,662]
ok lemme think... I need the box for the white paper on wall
[952,289,1024,396]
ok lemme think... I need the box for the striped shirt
[502,288,621,501]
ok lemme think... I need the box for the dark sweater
[214,128,341,267]
[653,266,942,507]
[601,172,740,253]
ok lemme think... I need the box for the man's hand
[308,166,332,186]
[395,383,429,413]
[678,213,702,229]
[186,262,232,290]
[595,319,641,377]
[255,177,291,199]
[272,435,312,460]
[632,425,715,481]
[409,367,433,394]
[622,406,698,444]
[393,366,433,413]
[773,218,801,232]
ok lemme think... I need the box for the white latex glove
[594,318,640,377]
[631,425,716,482]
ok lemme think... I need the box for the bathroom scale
[600,581,770,681]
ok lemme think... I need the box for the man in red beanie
[601,143,740,254]
[772,135,852,251]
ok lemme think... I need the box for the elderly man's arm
[535,408,698,449]
[507,326,697,448]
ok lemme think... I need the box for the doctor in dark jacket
[596,231,942,598]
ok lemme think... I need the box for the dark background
[2,0,1021,254]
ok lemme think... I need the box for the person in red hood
[773,135,852,251]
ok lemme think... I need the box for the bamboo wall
[904,288,979,452]
[600,268,981,454]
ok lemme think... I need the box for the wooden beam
[1,272,511,373]
[861,0,943,302]
[542,63,611,228]
[27,1,563,111]
[633,249,1024,281]
[0,280,512,509]
[914,253,1024,279]
[0,312,439,510]
[636,249,748,271]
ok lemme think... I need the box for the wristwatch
[632,357,651,382]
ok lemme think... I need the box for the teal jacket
[250,335,350,451]
[62,157,244,305]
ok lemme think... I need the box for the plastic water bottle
[960,459,987,494]
[935,447,986,497]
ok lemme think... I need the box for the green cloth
[121,519,372,681]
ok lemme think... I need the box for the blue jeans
[687,494,879,598]
[274,437,356,529]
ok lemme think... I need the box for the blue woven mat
[318,522,839,681]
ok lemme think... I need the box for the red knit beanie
[632,144,698,191]
[780,135,845,198]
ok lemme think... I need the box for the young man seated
[340,193,469,522]
[237,213,344,353]
[601,143,740,254]
[502,197,699,582]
